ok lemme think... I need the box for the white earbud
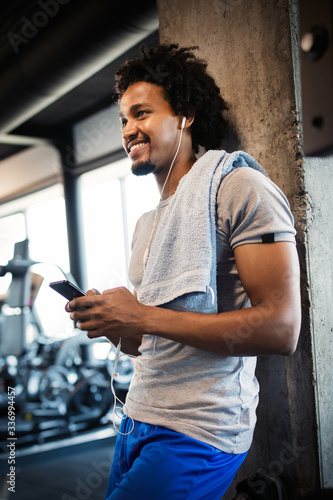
[181,116,186,130]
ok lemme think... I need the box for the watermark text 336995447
[7,387,17,494]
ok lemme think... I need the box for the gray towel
[138,150,266,312]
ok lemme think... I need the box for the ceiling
[0,0,159,163]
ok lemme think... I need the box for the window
[0,185,72,339]
[25,189,71,337]
[0,213,26,296]
[80,157,159,292]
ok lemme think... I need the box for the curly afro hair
[114,44,229,153]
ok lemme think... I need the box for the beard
[131,160,156,176]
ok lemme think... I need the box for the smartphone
[49,280,87,300]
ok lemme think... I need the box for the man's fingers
[87,288,101,295]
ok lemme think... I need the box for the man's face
[119,81,180,176]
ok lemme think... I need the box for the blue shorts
[105,417,247,500]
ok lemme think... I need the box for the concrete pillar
[157,0,332,496]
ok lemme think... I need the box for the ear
[179,115,195,129]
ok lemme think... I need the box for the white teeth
[130,142,146,152]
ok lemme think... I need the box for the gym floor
[0,428,117,500]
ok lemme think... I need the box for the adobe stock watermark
[61,452,114,500]
[244,440,307,496]
[60,426,141,500]
[7,0,71,55]
[144,64,169,84]
[63,117,117,169]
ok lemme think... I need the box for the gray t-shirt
[126,166,296,454]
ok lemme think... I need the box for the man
[66,44,301,499]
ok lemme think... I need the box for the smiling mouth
[128,141,148,156]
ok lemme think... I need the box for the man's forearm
[142,301,300,357]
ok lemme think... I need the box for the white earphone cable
[143,118,186,268]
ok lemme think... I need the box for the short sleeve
[217,167,296,250]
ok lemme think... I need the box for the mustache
[127,133,150,152]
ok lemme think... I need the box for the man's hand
[65,287,144,355]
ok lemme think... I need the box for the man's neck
[157,154,197,200]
